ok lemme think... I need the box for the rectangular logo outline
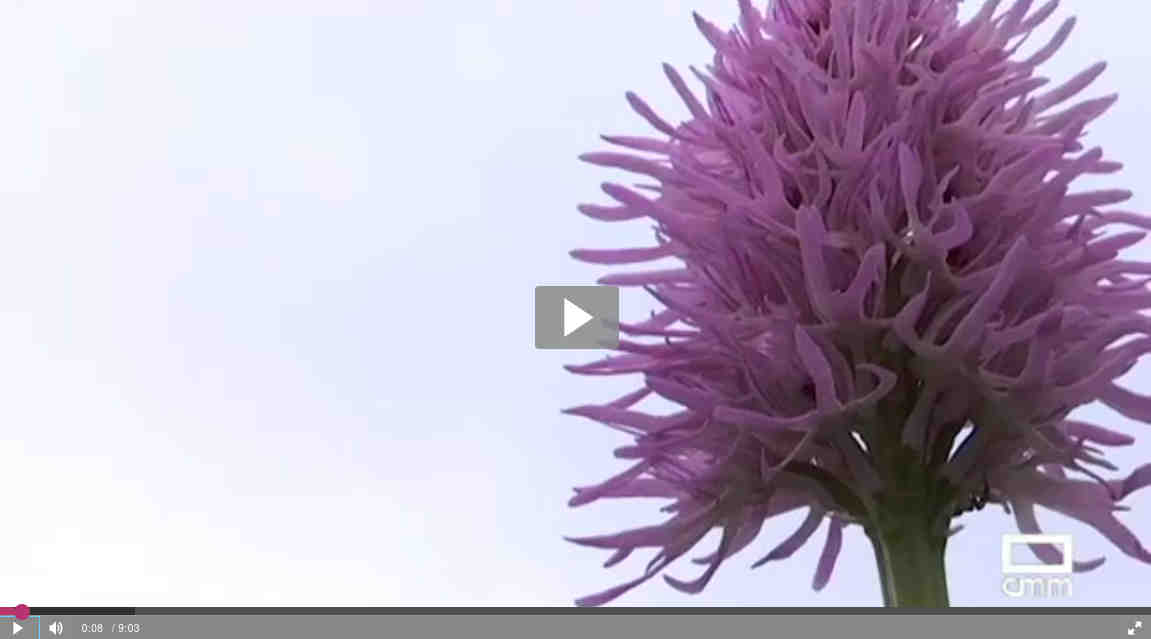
[1001,534,1073,574]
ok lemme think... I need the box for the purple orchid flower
[565,0,1151,606]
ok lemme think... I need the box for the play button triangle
[563,298,595,337]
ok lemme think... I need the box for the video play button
[12,622,20,636]
[535,286,619,349]
[563,298,594,337]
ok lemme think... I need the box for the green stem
[869,534,893,607]
[867,513,950,607]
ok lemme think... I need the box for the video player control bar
[8,610,1148,639]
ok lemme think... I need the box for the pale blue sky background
[0,0,1146,606]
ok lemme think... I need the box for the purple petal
[1035,62,1108,113]
[714,405,820,432]
[945,237,1031,357]
[569,461,649,507]
[607,387,652,409]
[811,517,845,591]
[579,152,678,182]
[665,524,737,594]
[752,506,825,567]
[645,375,717,411]
[661,63,709,121]
[1021,17,1075,68]
[598,269,693,286]
[577,202,643,222]
[693,509,766,565]
[563,405,686,434]
[575,556,674,607]
[625,91,679,138]
[570,245,677,265]
[601,134,673,154]
[1119,463,1151,500]
[1059,420,1135,447]
[1099,383,1151,423]
[602,548,633,568]
[794,326,842,411]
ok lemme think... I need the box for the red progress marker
[0,605,29,620]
